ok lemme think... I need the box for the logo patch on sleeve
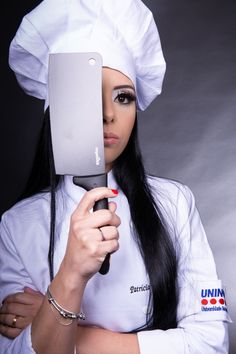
[201,287,228,312]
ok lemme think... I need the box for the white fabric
[0,172,230,353]
[9,0,166,111]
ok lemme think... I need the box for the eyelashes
[113,90,136,105]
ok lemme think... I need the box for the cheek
[121,113,136,143]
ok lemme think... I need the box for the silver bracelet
[47,286,85,321]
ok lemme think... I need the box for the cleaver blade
[48,52,110,275]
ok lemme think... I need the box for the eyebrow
[113,85,135,91]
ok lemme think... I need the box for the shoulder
[1,192,51,228]
[0,192,54,247]
[0,193,54,299]
[146,175,197,232]
[147,175,195,208]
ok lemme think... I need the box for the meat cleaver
[48,52,110,275]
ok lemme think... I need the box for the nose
[103,95,115,124]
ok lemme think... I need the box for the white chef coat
[0,172,231,353]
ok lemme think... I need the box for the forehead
[102,67,135,89]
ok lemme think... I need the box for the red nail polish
[111,189,118,195]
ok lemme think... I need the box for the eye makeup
[112,86,136,105]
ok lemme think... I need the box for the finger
[2,292,41,307]
[75,228,104,248]
[0,302,27,318]
[93,209,120,229]
[98,226,119,241]
[97,239,119,257]
[108,201,117,213]
[74,188,118,217]
[1,303,39,319]
[71,208,120,236]
[2,292,24,305]
[1,297,44,318]
[0,323,22,339]
[0,314,27,329]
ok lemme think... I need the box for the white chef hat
[9,0,166,111]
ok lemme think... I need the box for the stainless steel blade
[48,52,105,177]
[48,52,110,274]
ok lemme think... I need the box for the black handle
[73,174,110,275]
[93,197,108,211]
[98,253,110,275]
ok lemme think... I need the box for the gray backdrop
[142,1,236,351]
[1,0,236,352]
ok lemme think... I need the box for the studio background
[1,0,235,352]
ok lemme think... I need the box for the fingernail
[111,189,118,195]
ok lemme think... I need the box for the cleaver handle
[73,174,110,275]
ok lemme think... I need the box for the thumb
[108,201,117,213]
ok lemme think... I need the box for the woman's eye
[114,92,136,105]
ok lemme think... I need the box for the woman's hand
[60,187,120,287]
[0,287,44,339]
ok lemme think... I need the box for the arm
[0,187,120,354]
[76,326,140,354]
[0,292,141,354]
[1,289,141,354]
[136,183,231,354]
[32,187,121,354]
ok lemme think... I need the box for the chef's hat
[9,0,166,111]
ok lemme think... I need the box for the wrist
[50,264,87,314]
[59,260,88,290]
[47,286,85,325]
[59,257,91,288]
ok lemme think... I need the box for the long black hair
[19,108,178,330]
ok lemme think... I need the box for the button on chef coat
[0,172,231,353]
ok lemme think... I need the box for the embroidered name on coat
[130,284,150,294]
[201,287,227,312]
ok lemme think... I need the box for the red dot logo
[201,299,208,305]
[210,298,217,305]
[219,298,225,305]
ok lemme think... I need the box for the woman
[0,0,230,353]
